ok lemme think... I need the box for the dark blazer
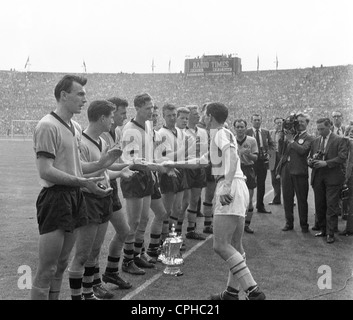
[245,128,274,154]
[283,131,314,176]
[309,133,348,185]
[330,125,346,136]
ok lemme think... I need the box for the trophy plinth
[161,224,184,276]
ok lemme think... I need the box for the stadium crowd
[1,64,353,136]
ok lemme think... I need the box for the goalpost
[11,120,39,139]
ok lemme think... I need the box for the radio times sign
[185,56,241,76]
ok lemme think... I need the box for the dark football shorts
[205,164,215,183]
[184,168,207,189]
[159,168,188,194]
[241,164,257,190]
[110,179,123,211]
[83,192,113,224]
[151,172,162,200]
[120,170,154,198]
[36,185,88,235]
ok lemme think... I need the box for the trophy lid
[169,224,177,237]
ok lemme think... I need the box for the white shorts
[213,178,249,217]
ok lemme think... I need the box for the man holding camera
[246,114,274,214]
[277,113,314,233]
[309,118,348,243]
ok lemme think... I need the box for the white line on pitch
[121,189,274,300]
[121,234,213,300]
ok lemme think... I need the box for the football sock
[68,269,83,300]
[49,277,62,300]
[30,285,50,300]
[105,255,120,274]
[82,264,95,297]
[226,252,256,290]
[93,265,101,286]
[123,242,134,263]
[187,209,198,233]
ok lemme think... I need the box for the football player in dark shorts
[97,97,135,295]
[120,93,158,275]
[31,76,119,300]
[197,103,216,235]
[68,100,135,300]
[182,106,209,240]
[158,105,189,243]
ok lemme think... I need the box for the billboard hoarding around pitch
[184,56,241,76]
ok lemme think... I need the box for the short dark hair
[274,117,283,123]
[316,117,331,127]
[134,93,152,108]
[206,102,228,124]
[87,100,116,122]
[251,113,261,121]
[107,97,128,110]
[54,74,87,102]
[233,119,247,127]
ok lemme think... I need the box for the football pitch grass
[0,139,352,300]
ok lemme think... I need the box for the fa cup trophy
[160,224,184,276]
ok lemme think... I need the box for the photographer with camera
[277,113,314,233]
[309,118,348,244]
[246,114,274,214]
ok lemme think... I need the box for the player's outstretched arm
[81,147,122,174]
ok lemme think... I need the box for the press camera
[307,151,325,168]
[282,114,300,135]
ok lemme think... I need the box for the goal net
[11,120,39,138]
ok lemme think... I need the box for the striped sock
[176,220,183,234]
[226,252,256,291]
[68,269,83,300]
[161,220,170,240]
[148,233,161,254]
[187,209,198,233]
[134,240,144,257]
[93,266,101,286]
[123,242,134,263]
[203,202,213,227]
[82,265,95,297]
[105,255,120,274]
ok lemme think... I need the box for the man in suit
[277,113,314,232]
[339,125,353,236]
[309,118,348,244]
[331,111,345,137]
[246,114,274,214]
[268,117,284,205]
